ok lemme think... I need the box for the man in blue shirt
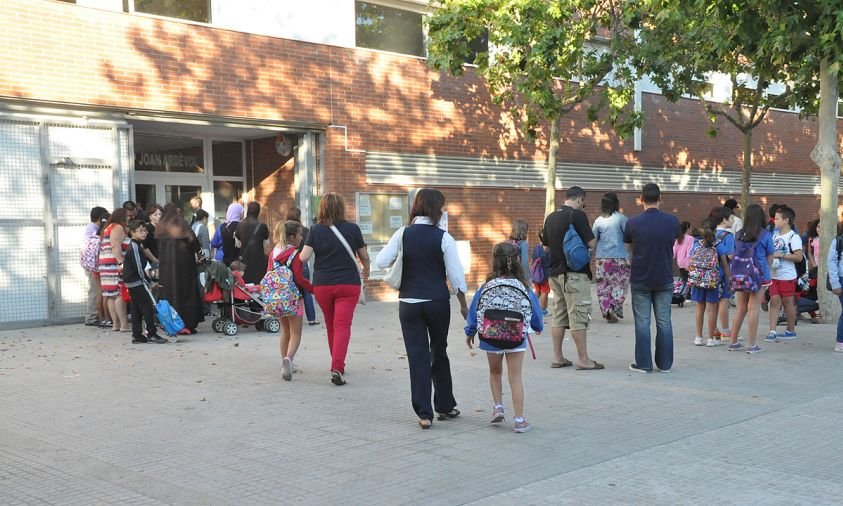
[623,183,680,373]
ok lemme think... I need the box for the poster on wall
[355,193,409,244]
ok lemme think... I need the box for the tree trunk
[810,60,842,324]
[545,116,562,216]
[740,130,752,211]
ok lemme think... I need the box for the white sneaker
[706,338,722,347]
[281,357,292,381]
[834,343,843,353]
[693,337,705,346]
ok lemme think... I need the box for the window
[355,1,425,57]
[134,134,204,173]
[838,99,843,118]
[211,141,244,177]
[464,30,489,65]
[126,0,210,23]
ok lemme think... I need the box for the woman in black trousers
[375,189,468,429]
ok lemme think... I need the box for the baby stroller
[204,261,281,336]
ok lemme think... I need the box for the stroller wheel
[264,318,281,333]
[223,321,238,336]
[212,318,225,333]
[255,320,265,331]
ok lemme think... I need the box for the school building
[0,0,838,327]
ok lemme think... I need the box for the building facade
[0,0,839,327]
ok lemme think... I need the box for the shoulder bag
[330,224,366,305]
[383,227,405,290]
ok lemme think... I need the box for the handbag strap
[329,225,361,274]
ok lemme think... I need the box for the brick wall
[1,0,838,295]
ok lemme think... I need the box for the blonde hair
[509,219,528,241]
[273,220,302,246]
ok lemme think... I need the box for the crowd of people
[79,184,843,434]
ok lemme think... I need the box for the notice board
[357,192,410,280]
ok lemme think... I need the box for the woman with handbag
[299,193,370,386]
[157,203,204,334]
[375,188,468,429]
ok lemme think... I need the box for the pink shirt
[673,235,693,269]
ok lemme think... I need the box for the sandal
[436,409,460,421]
[551,359,573,368]
[418,419,432,429]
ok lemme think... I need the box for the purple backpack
[729,237,761,292]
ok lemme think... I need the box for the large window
[356,2,425,57]
[129,0,210,22]
[134,134,204,173]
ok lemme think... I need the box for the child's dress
[465,277,543,354]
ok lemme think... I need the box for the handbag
[383,227,404,290]
[329,224,366,305]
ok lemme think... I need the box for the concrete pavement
[1,295,842,505]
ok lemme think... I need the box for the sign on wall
[357,192,409,280]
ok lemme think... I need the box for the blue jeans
[837,277,843,343]
[303,263,316,322]
[631,283,674,371]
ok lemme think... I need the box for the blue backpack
[729,236,762,293]
[563,210,590,271]
[156,299,185,336]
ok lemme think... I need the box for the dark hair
[146,204,164,221]
[776,205,795,226]
[410,188,445,226]
[127,219,146,233]
[600,192,620,216]
[565,186,585,200]
[724,198,738,210]
[194,209,209,222]
[509,219,528,241]
[90,206,109,223]
[768,203,781,219]
[122,200,137,211]
[317,193,346,225]
[108,208,129,227]
[677,221,691,240]
[740,204,766,242]
[699,223,715,248]
[710,206,732,225]
[246,201,261,219]
[641,183,660,204]
[807,219,819,239]
[486,241,530,289]
[286,206,302,222]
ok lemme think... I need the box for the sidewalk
[1,296,841,505]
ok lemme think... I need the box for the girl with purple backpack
[727,204,775,354]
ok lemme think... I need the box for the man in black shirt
[541,186,603,370]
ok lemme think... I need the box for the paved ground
[1,294,842,505]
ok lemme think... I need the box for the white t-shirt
[772,229,802,280]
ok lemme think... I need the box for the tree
[427,0,641,215]
[635,0,795,211]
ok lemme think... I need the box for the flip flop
[576,361,605,370]
[551,360,573,368]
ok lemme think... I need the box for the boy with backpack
[711,207,736,340]
[123,220,167,344]
[688,220,731,347]
[765,205,803,342]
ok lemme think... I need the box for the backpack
[80,235,102,272]
[530,256,546,284]
[156,299,185,336]
[688,239,720,289]
[476,278,532,350]
[729,234,762,292]
[260,249,302,318]
[563,210,590,271]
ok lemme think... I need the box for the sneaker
[629,364,651,374]
[490,405,505,424]
[706,338,722,347]
[291,362,299,373]
[330,370,346,386]
[778,330,798,340]
[84,319,100,326]
[541,309,548,316]
[764,331,777,342]
[727,343,745,352]
[513,417,531,433]
[131,337,148,344]
[147,335,168,344]
[746,345,763,354]
[281,357,292,381]
[834,343,843,353]
[713,329,722,338]
[693,337,705,346]
[658,368,671,373]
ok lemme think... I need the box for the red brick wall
[0,0,838,295]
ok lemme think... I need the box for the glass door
[165,185,203,217]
